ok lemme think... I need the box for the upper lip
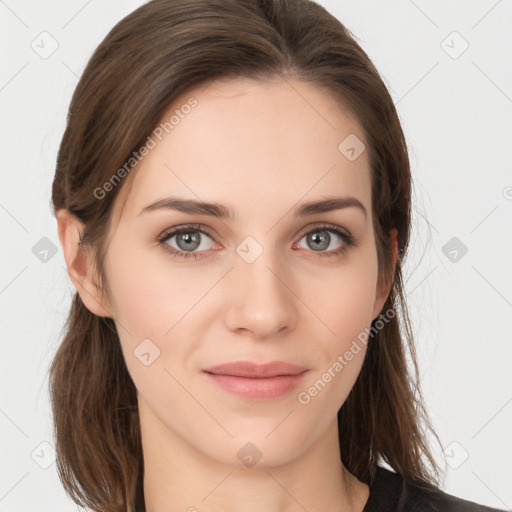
[203,361,308,378]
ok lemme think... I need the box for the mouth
[202,361,309,400]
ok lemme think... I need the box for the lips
[202,361,309,400]
[202,361,308,378]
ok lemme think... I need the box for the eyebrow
[138,196,367,219]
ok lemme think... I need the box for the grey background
[0,0,511,510]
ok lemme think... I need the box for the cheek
[296,266,375,412]
[103,240,215,386]
[295,254,377,406]
[300,256,378,344]
[104,239,193,337]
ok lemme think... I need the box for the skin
[57,76,398,512]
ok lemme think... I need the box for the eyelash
[156,223,356,260]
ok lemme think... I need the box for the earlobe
[55,209,113,318]
[371,228,399,320]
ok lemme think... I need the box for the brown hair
[49,0,441,510]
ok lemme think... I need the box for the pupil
[309,231,329,251]
[179,231,199,250]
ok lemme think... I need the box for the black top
[363,466,506,511]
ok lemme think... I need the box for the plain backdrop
[0,0,511,510]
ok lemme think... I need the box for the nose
[223,245,298,339]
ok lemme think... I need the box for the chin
[201,426,312,469]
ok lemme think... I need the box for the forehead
[112,76,371,225]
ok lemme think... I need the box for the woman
[49,0,505,511]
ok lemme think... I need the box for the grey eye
[305,230,331,251]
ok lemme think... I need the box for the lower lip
[203,371,308,400]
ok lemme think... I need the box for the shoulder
[363,466,506,512]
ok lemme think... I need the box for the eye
[156,224,216,260]
[294,223,356,257]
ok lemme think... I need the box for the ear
[56,208,113,318]
[371,228,398,321]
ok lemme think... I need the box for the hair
[49,0,442,510]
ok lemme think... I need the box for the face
[87,77,393,468]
